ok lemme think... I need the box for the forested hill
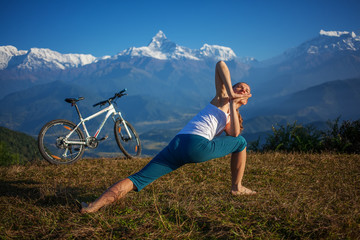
[0,126,40,166]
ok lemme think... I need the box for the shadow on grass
[0,180,41,197]
[0,180,97,209]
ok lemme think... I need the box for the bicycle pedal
[99,135,108,141]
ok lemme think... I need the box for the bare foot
[231,186,256,196]
[80,202,98,214]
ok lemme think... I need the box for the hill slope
[0,126,40,165]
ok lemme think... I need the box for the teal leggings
[128,134,247,191]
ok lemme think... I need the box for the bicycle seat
[65,97,85,104]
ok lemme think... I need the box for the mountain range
[0,30,237,72]
[245,30,360,102]
[1,30,360,155]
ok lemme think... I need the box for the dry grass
[0,153,359,239]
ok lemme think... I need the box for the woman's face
[233,83,251,104]
[233,83,250,94]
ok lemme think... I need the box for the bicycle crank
[86,135,109,149]
[86,137,99,149]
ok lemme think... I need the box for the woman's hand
[230,93,252,107]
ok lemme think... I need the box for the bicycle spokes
[39,120,85,164]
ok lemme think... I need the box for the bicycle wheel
[114,120,141,158]
[38,119,85,164]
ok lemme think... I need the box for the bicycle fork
[114,112,133,141]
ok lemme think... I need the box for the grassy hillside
[0,126,41,166]
[1,153,359,239]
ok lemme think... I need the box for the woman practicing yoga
[81,60,255,213]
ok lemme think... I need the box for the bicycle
[38,89,141,165]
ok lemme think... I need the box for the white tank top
[177,103,229,140]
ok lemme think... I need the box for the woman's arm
[225,95,251,137]
[226,100,242,137]
[227,103,241,137]
[214,61,251,137]
[212,61,240,110]
[215,61,247,100]
[215,61,235,99]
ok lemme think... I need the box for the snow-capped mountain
[118,31,199,60]
[117,30,237,61]
[284,29,360,58]
[0,46,27,70]
[0,46,97,71]
[198,44,237,61]
[0,31,238,72]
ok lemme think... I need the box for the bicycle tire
[38,119,85,164]
[114,120,141,158]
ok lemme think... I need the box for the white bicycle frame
[65,103,132,146]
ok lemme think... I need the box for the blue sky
[1,0,360,60]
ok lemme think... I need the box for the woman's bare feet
[80,202,101,214]
[231,186,256,195]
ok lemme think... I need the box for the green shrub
[250,118,360,153]
[322,118,360,154]
[262,122,322,153]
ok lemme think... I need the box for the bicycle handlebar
[93,89,127,107]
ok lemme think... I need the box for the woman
[81,61,255,214]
